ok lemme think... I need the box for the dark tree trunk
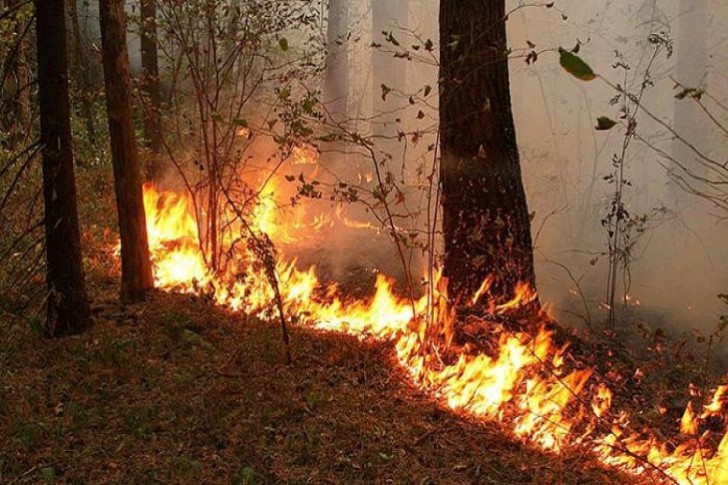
[99,0,155,302]
[36,0,91,337]
[439,0,539,311]
[140,0,164,179]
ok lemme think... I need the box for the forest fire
[133,183,728,485]
[8,0,727,481]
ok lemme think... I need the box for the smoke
[318,0,728,342]
[85,0,728,341]
[504,0,728,340]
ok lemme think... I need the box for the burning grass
[122,183,726,484]
[2,178,726,483]
[0,290,631,484]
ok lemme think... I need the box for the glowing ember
[121,184,727,484]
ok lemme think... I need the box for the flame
[142,187,209,289]
[470,275,493,306]
[335,205,381,232]
[702,385,727,419]
[592,383,613,418]
[122,183,727,484]
[289,144,319,165]
[681,402,698,436]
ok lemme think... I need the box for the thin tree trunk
[1,0,31,147]
[372,0,408,141]
[439,0,539,312]
[321,0,349,171]
[671,0,709,205]
[99,0,155,303]
[36,0,91,337]
[141,0,164,179]
[324,0,348,123]
[68,0,98,150]
[13,7,30,140]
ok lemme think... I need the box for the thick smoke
[505,1,728,338]
[80,1,728,341]
[324,0,728,340]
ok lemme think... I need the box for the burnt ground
[0,280,651,484]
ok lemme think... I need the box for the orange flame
[289,144,319,165]
[121,184,727,485]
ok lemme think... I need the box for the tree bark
[321,0,349,171]
[324,0,349,123]
[1,0,31,147]
[439,0,539,312]
[671,0,709,205]
[99,0,155,302]
[68,0,98,148]
[36,0,91,337]
[371,0,408,141]
[140,0,164,179]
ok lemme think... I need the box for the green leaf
[232,118,248,127]
[595,116,617,131]
[318,133,339,143]
[279,37,289,51]
[559,47,596,81]
[235,467,256,485]
[41,467,57,484]
[302,98,315,114]
[30,316,43,337]
[182,330,213,350]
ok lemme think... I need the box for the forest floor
[1,169,719,484]
[0,276,644,484]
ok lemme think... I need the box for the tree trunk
[1,0,31,147]
[36,0,91,337]
[439,0,539,312]
[324,0,348,123]
[321,0,349,171]
[99,0,155,303]
[68,0,98,149]
[140,0,164,179]
[371,0,408,141]
[671,0,709,206]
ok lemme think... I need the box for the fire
[680,402,698,436]
[289,144,319,165]
[470,275,493,306]
[141,187,210,289]
[702,385,727,418]
[592,383,613,418]
[126,183,727,484]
